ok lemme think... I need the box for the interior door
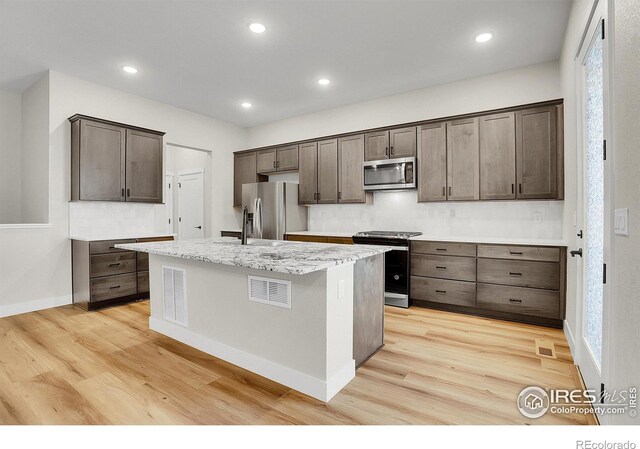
[575,5,610,415]
[177,169,205,240]
[165,173,174,234]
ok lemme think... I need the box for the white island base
[148,254,360,402]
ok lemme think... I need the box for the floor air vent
[163,266,188,325]
[535,339,557,359]
[248,275,291,309]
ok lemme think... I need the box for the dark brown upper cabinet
[479,112,516,200]
[298,139,338,205]
[298,142,319,205]
[516,106,558,199]
[365,126,416,161]
[338,135,368,203]
[257,145,299,174]
[446,118,479,201]
[234,151,258,207]
[125,129,163,202]
[70,115,164,203]
[417,122,447,202]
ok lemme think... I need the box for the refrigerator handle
[254,197,263,239]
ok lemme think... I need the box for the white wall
[166,145,213,238]
[0,89,23,223]
[247,60,561,148]
[20,73,50,223]
[248,61,564,240]
[0,70,246,316]
[609,0,640,425]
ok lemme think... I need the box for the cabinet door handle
[121,188,125,197]
[442,186,445,196]
[109,285,121,290]
[127,188,131,197]
[436,266,447,270]
[317,192,320,201]
[519,183,522,194]
[314,192,317,200]
[385,147,389,156]
[338,191,341,200]
[448,186,452,196]
[509,272,523,276]
[390,146,394,156]
[108,263,121,267]
[509,298,522,303]
[276,160,279,168]
[435,290,447,294]
[511,183,514,194]
[273,160,276,168]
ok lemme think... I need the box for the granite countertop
[284,230,358,238]
[409,235,567,247]
[116,238,391,275]
[70,232,175,242]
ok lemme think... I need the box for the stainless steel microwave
[363,156,416,191]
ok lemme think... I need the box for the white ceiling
[0,0,572,127]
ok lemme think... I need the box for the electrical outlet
[338,280,345,299]
[533,212,542,223]
[614,208,629,236]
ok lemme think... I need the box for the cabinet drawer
[90,273,137,302]
[411,277,476,307]
[477,283,560,319]
[90,252,137,278]
[477,245,560,262]
[89,239,136,255]
[137,252,149,271]
[477,259,559,290]
[411,254,476,281]
[411,241,477,257]
[137,271,149,294]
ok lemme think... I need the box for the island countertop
[116,238,391,275]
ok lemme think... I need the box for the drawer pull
[436,248,448,252]
[509,251,523,255]
[436,266,447,270]
[509,298,522,303]
[435,290,447,294]
[509,272,523,276]
[109,285,121,290]
[109,246,116,249]
[108,263,121,267]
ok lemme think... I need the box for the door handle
[570,248,583,257]
[195,226,202,229]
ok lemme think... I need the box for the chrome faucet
[241,206,248,245]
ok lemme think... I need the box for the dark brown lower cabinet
[410,240,566,328]
[72,235,173,310]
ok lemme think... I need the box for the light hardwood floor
[0,301,592,425]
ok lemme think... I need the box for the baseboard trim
[0,295,72,318]
[149,316,355,402]
[564,319,576,359]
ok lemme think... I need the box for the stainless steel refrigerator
[241,182,308,240]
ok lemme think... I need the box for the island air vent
[163,266,188,325]
[248,275,291,309]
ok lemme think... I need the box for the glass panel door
[583,20,605,370]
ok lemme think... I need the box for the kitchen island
[116,238,390,402]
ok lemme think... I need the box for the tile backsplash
[69,201,163,237]
[308,191,563,240]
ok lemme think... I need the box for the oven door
[363,157,416,191]
[384,247,410,308]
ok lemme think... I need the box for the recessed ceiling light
[317,78,331,86]
[475,33,493,43]
[122,66,138,74]
[241,102,252,109]
[249,23,266,34]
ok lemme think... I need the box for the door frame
[165,172,174,234]
[573,0,614,422]
[177,168,205,240]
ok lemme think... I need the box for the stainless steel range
[352,231,422,308]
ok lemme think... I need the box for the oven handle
[386,246,408,251]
